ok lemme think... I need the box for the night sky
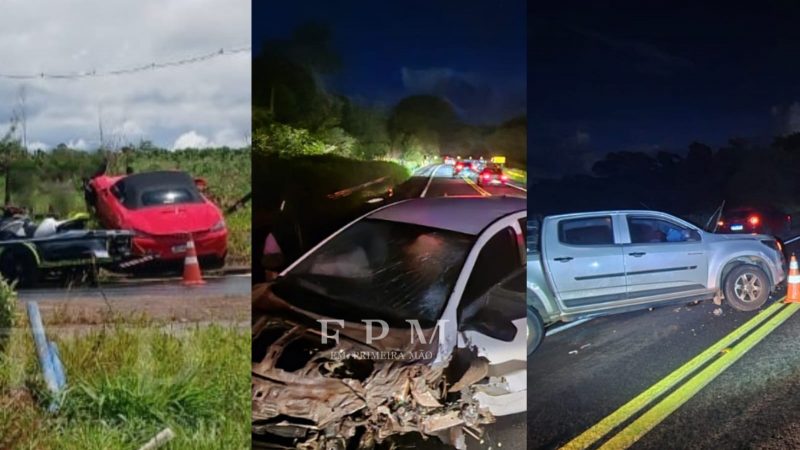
[531,1,800,176]
[254,0,526,125]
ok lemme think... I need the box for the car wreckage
[0,208,133,286]
[253,197,527,449]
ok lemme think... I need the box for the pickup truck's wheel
[0,249,39,288]
[724,264,770,311]
[527,306,544,355]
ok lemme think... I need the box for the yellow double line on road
[461,174,491,196]
[562,299,800,450]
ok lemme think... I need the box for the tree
[0,119,25,205]
[486,116,527,166]
[341,102,390,159]
[388,95,459,154]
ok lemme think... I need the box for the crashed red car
[86,170,227,268]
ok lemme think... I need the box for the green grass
[0,318,249,449]
[252,152,409,210]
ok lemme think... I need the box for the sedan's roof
[367,196,526,235]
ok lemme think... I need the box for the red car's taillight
[748,215,760,226]
[501,174,508,181]
[483,174,491,180]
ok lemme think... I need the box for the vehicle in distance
[0,209,132,287]
[443,155,455,165]
[717,205,792,237]
[452,159,474,177]
[526,210,786,354]
[477,164,508,186]
[253,196,527,449]
[86,170,227,269]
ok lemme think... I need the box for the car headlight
[210,219,226,232]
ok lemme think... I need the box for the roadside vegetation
[0,131,251,265]
[252,24,528,276]
[252,23,527,169]
[0,306,249,449]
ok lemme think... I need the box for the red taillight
[748,215,760,226]
[456,164,463,169]
[483,174,491,180]
[717,220,724,227]
[501,174,508,181]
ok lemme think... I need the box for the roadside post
[26,301,66,411]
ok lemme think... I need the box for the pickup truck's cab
[527,210,786,354]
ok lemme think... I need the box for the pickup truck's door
[543,215,627,308]
[622,215,709,298]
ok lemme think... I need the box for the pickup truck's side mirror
[684,229,701,241]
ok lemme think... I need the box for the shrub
[0,277,17,353]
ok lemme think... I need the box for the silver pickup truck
[526,210,787,354]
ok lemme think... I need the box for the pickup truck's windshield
[273,219,474,327]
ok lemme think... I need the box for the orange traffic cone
[182,236,205,286]
[786,254,800,303]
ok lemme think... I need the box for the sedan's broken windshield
[274,219,474,327]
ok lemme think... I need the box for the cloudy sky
[0,0,250,151]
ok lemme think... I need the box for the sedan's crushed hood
[252,286,495,449]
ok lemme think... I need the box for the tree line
[253,23,526,168]
[531,135,800,217]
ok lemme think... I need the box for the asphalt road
[529,239,800,449]
[403,163,527,199]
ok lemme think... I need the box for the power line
[0,45,251,80]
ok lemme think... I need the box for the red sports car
[86,170,227,269]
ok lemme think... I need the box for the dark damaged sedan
[252,196,527,449]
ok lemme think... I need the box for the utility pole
[97,105,105,150]
[17,86,27,151]
[269,85,275,116]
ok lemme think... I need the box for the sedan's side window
[461,226,520,307]
[628,217,701,244]
[558,216,614,245]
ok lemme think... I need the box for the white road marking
[546,318,593,337]
[420,164,442,198]
[506,182,527,192]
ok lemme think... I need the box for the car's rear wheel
[527,305,544,355]
[724,264,771,311]
[0,249,39,288]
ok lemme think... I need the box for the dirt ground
[26,293,250,327]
